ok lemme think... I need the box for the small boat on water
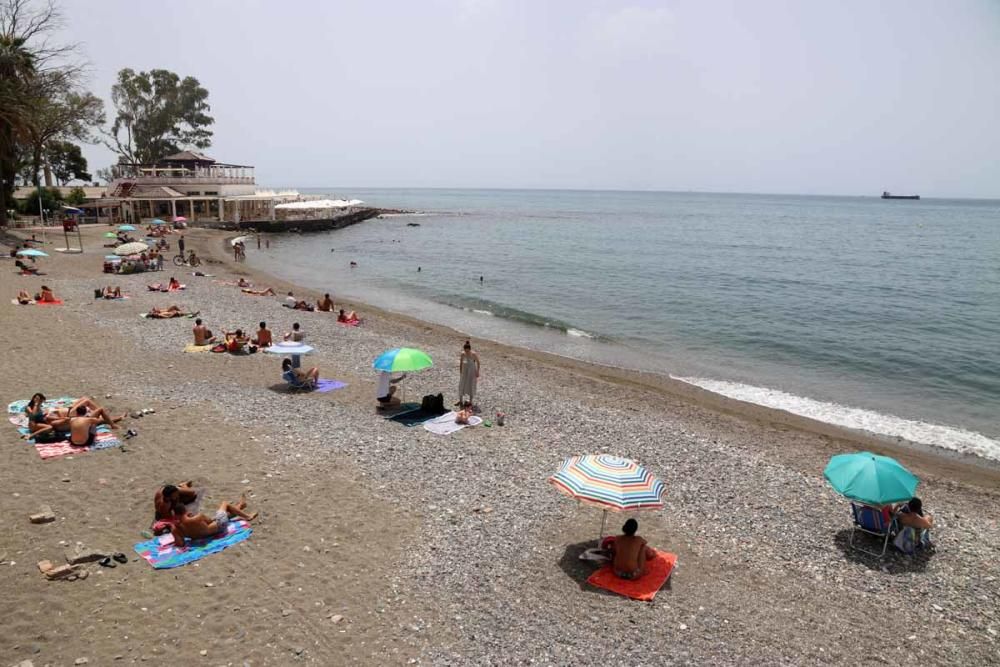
[881,191,920,200]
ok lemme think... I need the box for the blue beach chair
[849,503,899,557]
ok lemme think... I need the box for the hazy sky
[58,0,1000,197]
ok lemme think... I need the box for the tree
[65,184,84,204]
[109,68,213,164]
[45,139,89,184]
[23,79,103,186]
[0,0,90,225]
[19,183,59,214]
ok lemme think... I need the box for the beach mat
[13,299,63,305]
[389,407,447,426]
[184,343,213,353]
[315,379,347,393]
[587,550,677,601]
[133,519,252,569]
[8,397,122,459]
[423,411,483,435]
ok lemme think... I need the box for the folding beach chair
[286,377,316,392]
[849,503,898,557]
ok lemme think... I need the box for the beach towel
[133,518,252,569]
[315,379,347,393]
[389,406,447,426]
[11,298,35,305]
[586,550,677,601]
[337,320,360,327]
[141,312,197,319]
[422,411,483,435]
[15,424,121,459]
[184,343,213,353]
[8,396,76,426]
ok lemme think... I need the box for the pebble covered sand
[1,226,999,665]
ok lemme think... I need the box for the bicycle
[173,253,201,268]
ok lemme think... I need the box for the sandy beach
[2,224,999,666]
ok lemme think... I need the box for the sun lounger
[849,503,899,557]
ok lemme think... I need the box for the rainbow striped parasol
[549,454,665,511]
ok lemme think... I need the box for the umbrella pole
[599,510,607,544]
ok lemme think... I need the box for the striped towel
[134,519,252,569]
[8,397,121,459]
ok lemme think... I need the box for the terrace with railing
[110,162,256,185]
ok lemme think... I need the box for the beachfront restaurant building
[87,151,299,224]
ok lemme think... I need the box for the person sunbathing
[154,482,200,521]
[242,287,275,296]
[284,299,314,311]
[17,290,32,305]
[253,321,273,347]
[455,407,474,424]
[317,293,334,312]
[37,286,57,303]
[193,318,215,345]
[236,277,251,288]
[282,358,319,388]
[67,404,118,448]
[337,309,359,324]
[608,519,656,580]
[15,260,41,275]
[224,329,250,353]
[168,277,182,291]
[283,322,304,342]
[171,495,258,543]
[101,286,123,299]
[147,305,191,318]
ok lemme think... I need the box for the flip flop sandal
[98,557,116,568]
[112,552,127,564]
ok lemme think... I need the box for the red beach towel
[36,299,63,306]
[587,550,677,601]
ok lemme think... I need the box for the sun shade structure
[824,452,918,507]
[150,219,166,225]
[264,342,314,356]
[114,242,149,256]
[373,348,433,373]
[549,454,666,512]
[274,198,364,210]
[117,224,137,232]
[16,248,48,257]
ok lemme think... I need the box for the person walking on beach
[458,340,480,408]
[177,234,185,256]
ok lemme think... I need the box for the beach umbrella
[824,452,918,506]
[103,232,119,238]
[61,205,83,214]
[150,219,166,225]
[117,224,137,232]
[372,347,433,373]
[264,341,315,356]
[16,248,49,258]
[114,242,149,256]
[173,216,187,222]
[549,454,666,541]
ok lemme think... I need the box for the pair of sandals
[99,552,128,568]
[123,429,138,440]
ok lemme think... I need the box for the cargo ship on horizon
[881,191,920,200]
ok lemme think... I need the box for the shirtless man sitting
[171,495,258,543]
[68,404,122,447]
[154,482,200,521]
[317,293,334,312]
[224,329,250,353]
[254,321,272,347]
[609,519,656,580]
[193,318,215,345]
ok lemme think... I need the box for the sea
[246,189,1000,461]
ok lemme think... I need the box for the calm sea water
[247,189,1000,460]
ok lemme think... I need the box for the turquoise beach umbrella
[373,347,433,373]
[150,219,166,225]
[823,452,918,506]
[16,248,48,257]
[118,224,136,232]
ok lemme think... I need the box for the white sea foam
[567,328,595,338]
[672,376,1000,462]
[473,309,494,316]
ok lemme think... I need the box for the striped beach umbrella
[549,454,665,541]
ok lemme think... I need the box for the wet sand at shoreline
[1,224,998,665]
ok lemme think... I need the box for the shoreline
[204,227,1000,487]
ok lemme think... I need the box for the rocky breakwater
[198,207,398,234]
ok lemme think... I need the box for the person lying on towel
[337,309,360,324]
[101,286,123,299]
[607,519,657,580]
[170,495,258,544]
[16,290,32,305]
[147,305,192,318]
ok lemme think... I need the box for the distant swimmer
[350,261,358,268]
[418,267,421,272]
[479,276,483,283]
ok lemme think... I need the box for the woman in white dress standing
[458,340,480,408]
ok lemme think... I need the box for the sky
[55,0,1000,197]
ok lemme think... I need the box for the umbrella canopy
[16,248,49,258]
[549,454,666,512]
[117,224,137,232]
[372,347,433,373]
[103,232,119,238]
[824,452,918,506]
[173,216,187,222]
[150,219,166,225]
[114,242,149,256]
[61,205,83,214]
[264,341,314,356]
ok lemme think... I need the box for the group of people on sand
[22,394,127,446]
[153,482,257,544]
[16,286,57,304]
